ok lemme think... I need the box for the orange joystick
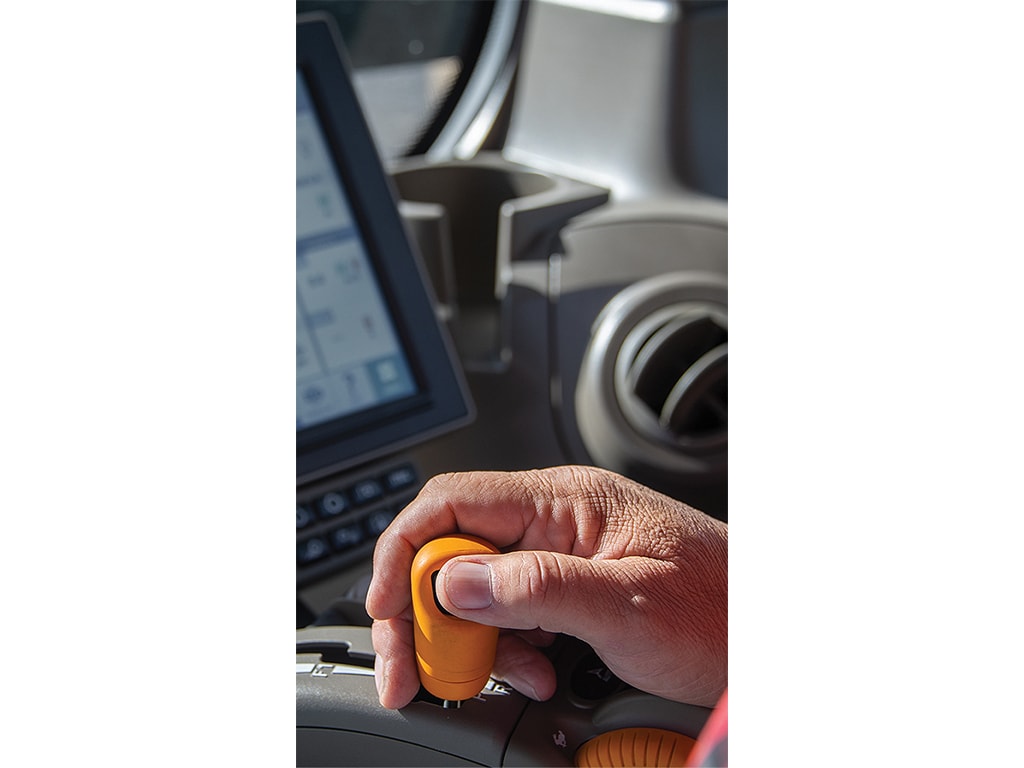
[411,534,500,707]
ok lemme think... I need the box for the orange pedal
[411,534,500,703]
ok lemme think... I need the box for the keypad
[297,461,419,584]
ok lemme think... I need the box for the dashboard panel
[296,4,727,765]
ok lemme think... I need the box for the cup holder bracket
[391,152,609,370]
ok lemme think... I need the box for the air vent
[575,273,727,507]
[618,307,727,452]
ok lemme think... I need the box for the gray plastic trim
[504,0,683,198]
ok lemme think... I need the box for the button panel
[297,461,420,585]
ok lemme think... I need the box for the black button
[350,478,384,507]
[364,508,397,536]
[570,651,627,701]
[384,464,418,493]
[297,505,315,530]
[317,491,348,518]
[329,523,365,552]
[298,536,330,565]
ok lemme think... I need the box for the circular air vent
[575,272,728,495]
[616,305,727,453]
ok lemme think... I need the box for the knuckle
[488,551,557,627]
[515,551,569,630]
[418,471,461,499]
[524,551,560,597]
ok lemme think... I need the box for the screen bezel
[297,15,473,485]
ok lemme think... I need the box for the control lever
[411,534,500,708]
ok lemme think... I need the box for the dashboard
[12,2,1016,765]
[296,3,727,765]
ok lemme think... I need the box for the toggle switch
[411,534,500,706]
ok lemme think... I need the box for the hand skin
[365,465,727,709]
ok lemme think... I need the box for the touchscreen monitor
[296,71,417,430]
[297,17,472,484]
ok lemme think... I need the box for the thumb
[436,551,636,641]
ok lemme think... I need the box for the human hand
[365,465,727,709]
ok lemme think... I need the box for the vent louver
[620,309,727,451]
[575,272,727,509]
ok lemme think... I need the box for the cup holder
[391,152,607,370]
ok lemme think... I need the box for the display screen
[296,71,417,430]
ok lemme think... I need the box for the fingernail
[516,680,540,700]
[443,561,493,610]
[374,653,386,702]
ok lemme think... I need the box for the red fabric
[686,689,728,767]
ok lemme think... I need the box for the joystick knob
[411,534,500,706]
